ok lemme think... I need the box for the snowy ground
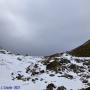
[0,50,90,90]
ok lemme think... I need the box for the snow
[0,51,90,90]
[62,53,90,60]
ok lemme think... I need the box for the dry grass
[69,40,90,57]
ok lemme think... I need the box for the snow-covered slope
[0,50,90,90]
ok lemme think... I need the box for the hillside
[0,49,90,90]
[69,40,90,57]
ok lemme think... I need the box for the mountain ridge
[69,39,90,57]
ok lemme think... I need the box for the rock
[17,57,22,61]
[40,70,45,73]
[46,83,56,90]
[26,77,31,81]
[31,71,39,76]
[82,79,88,83]
[45,81,47,83]
[87,83,90,86]
[75,59,81,63]
[16,74,24,80]
[0,50,6,54]
[34,64,38,68]
[26,66,31,73]
[61,74,73,79]
[88,69,90,72]
[79,69,85,72]
[25,54,29,56]
[58,76,61,77]
[57,86,66,90]
[40,78,43,81]
[83,74,90,79]
[59,72,62,74]
[35,78,38,80]
[32,79,35,82]
[49,74,55,77]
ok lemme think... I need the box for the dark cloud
[0,0,90,56]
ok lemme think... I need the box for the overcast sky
[0,0,90,56]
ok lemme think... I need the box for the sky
[0,0,90,56]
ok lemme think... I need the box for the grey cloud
[0,0,90,56]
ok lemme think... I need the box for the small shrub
[46,60,60,73]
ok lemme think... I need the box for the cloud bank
[0,0,90,55]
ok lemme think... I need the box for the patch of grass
[46,58,61,73]
[69,40,90,57]
[42,60,49,65]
